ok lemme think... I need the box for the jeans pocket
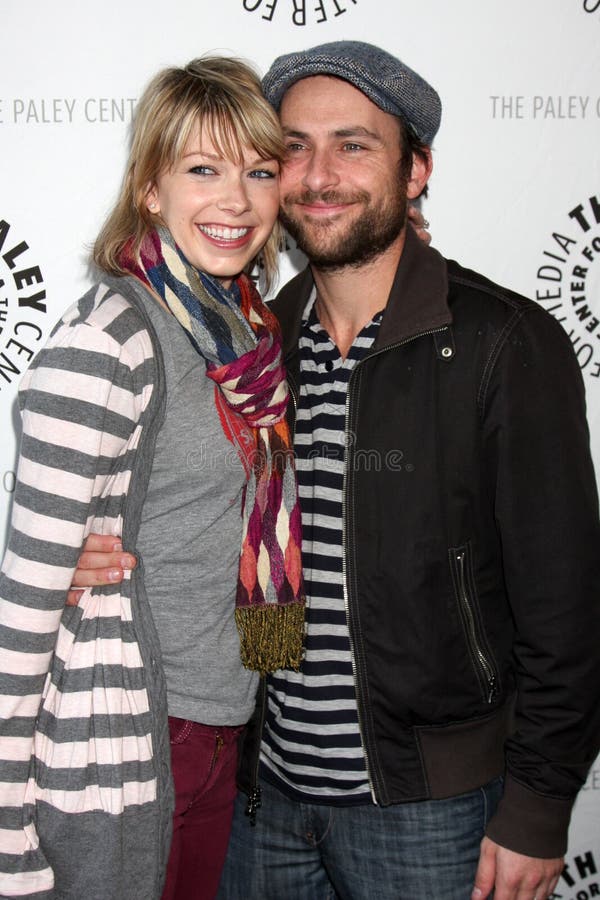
[168,717,194,745]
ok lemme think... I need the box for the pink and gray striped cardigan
[0,277,174,899]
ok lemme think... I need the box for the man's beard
[279,180,408,271]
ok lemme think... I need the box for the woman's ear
[145,184,160,214]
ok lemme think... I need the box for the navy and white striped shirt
[260,294,383,803]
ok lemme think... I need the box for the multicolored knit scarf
[120,226,304,674]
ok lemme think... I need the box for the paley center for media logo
[0,218,47,392]
[535,195,600,383]
[241,0,357,26]
[550,848,600,900]
[0,217,48,494]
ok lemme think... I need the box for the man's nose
[302,148,339,193]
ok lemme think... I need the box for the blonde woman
[0,57,303,900]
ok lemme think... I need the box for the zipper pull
[245,785,262,826]
[487,675,497,704]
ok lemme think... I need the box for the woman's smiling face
[147,125,280,288]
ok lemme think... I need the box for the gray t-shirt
[137,296,258,725]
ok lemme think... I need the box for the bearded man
[220,42,600,900]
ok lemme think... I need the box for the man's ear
[407,149,433,200]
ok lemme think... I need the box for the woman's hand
[408,204,431,245]
[67,535,136,605]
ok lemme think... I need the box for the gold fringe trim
[235,603,305,675]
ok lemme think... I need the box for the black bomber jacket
[237,227,600,859]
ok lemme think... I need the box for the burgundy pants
[161,717,243,900]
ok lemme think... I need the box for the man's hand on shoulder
[472,837,563,900]
[66,534,136,606]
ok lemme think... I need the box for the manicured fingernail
[120,555,134,570]
[112,541,123,551]
[108,568,122,581]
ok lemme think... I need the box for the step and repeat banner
[2,1,599,888]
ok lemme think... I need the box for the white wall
[1,1,599,888]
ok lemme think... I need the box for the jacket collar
[271,223,451,360]
[375,222,451,350]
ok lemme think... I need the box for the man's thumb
[471,838,496,900]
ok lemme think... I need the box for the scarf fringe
[235,603,305,675]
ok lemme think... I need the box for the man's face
[278,76,416,270]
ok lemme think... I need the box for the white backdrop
[1,1,599,890]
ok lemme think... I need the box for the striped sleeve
[0,290,153,896]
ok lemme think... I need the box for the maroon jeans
[161,717,243,900]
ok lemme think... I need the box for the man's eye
[285,143,305,153]
[342,143,364,152]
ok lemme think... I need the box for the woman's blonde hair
[93,56,285,289]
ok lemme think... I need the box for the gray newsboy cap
[262,40,442,145]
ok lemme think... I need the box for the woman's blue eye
[190,165,215,175]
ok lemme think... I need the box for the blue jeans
[218,776,503,900]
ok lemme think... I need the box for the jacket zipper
[455,550,498,704]
[343,327,451,805]
[342,387,378,804]
[246,678,267,825]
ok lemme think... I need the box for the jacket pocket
[449,543,500,705]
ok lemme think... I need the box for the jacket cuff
[485,774,573,858]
